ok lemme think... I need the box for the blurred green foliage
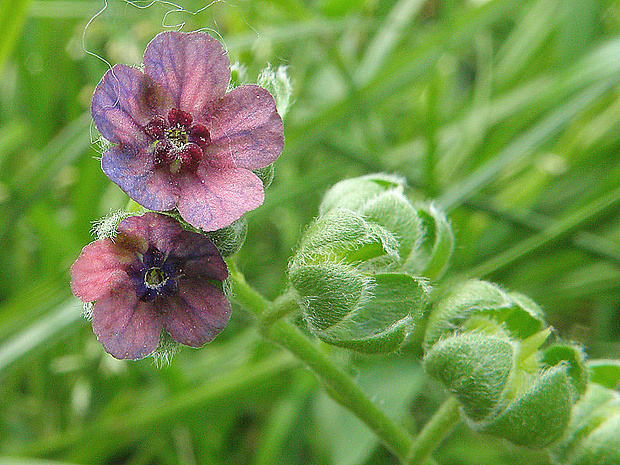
[1,0,620,464]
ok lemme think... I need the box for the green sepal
[294,208,399,267]
[203,217,248,257]
[587,359,620,390]
[292,270,429,353]
[358,190,424,263]
[550,384,620,465]
[478,366,573,448]
[424,280,546,348]
[405,204,454,281]
[319,173,405,215]
[542,343,588,400]
[253,163,275,189]
[424,332,515,421]
[289,263,370,333]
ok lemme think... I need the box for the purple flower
[70,212,231,360]
[91,31,284,231]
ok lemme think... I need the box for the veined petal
[91,64,168,146]
[163,277,231,347]
[101,145,178,212]
[171,230,229,282]
[70,239,135,302]
[92,286,163,360]
[143,31,230,115]
[205,85,284,169]
[118,212,184,255]
[176,168,264,231]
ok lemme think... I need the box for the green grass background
[1,0,620,464]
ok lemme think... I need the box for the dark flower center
[144,267,167,287]
[131,246,182,302]
[143,108,211,174]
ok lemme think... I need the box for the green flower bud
[319,173,406,215]
[203,217,248,257]
[318,174,455,281]
[542,344,588,400]
[424,280,546,348]
[287,174,458,352]
[404,203,454,280]
[550,384,620,465]
[423,280,585,449]
[424,332,515,421]
[289,207,429,353]
[479,366,573,448]
[358,190,425,263]
[293,208,400,266]
[290,265,429,353]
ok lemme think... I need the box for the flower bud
[479,365,573,448]
[289,207,429,353]
[424,332,515,421]
[404,203,454,280]
[293,208,400,266]
[424,280,546,349]
[319,173,405,215]
[550,384,620,465]
[423,279,587,448]
[318,174,454,281]
[542,344,588,400]
[287,174,458,352]
[290,264,428,352]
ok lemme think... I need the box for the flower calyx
[287,174,456,354]
[423,279,588,449]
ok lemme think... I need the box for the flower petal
[91,64,168,146]
[176,168,264,231]
[163,278,231,347]
[118,212,180,243]
[70,239,135,302]
[204,85,284,170]
[143,31,230,115]
[92,286,163,360]
[171,230,229,282]
[102,145,178,212]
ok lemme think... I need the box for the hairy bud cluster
[423,280,587,449]
[549,360,620,465]
[287,174,454,353]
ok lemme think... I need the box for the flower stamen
[144,108,211,174]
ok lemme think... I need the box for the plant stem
[406,396,461,465]
[227,262,271,318]
[265,319,414,460]
[228,269,415,462]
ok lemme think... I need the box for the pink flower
[92,31,284,231]
[70,212,230,360]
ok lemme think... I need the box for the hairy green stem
[406,396,461,465]
[228,269,416,462]
[265,319,414,461]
